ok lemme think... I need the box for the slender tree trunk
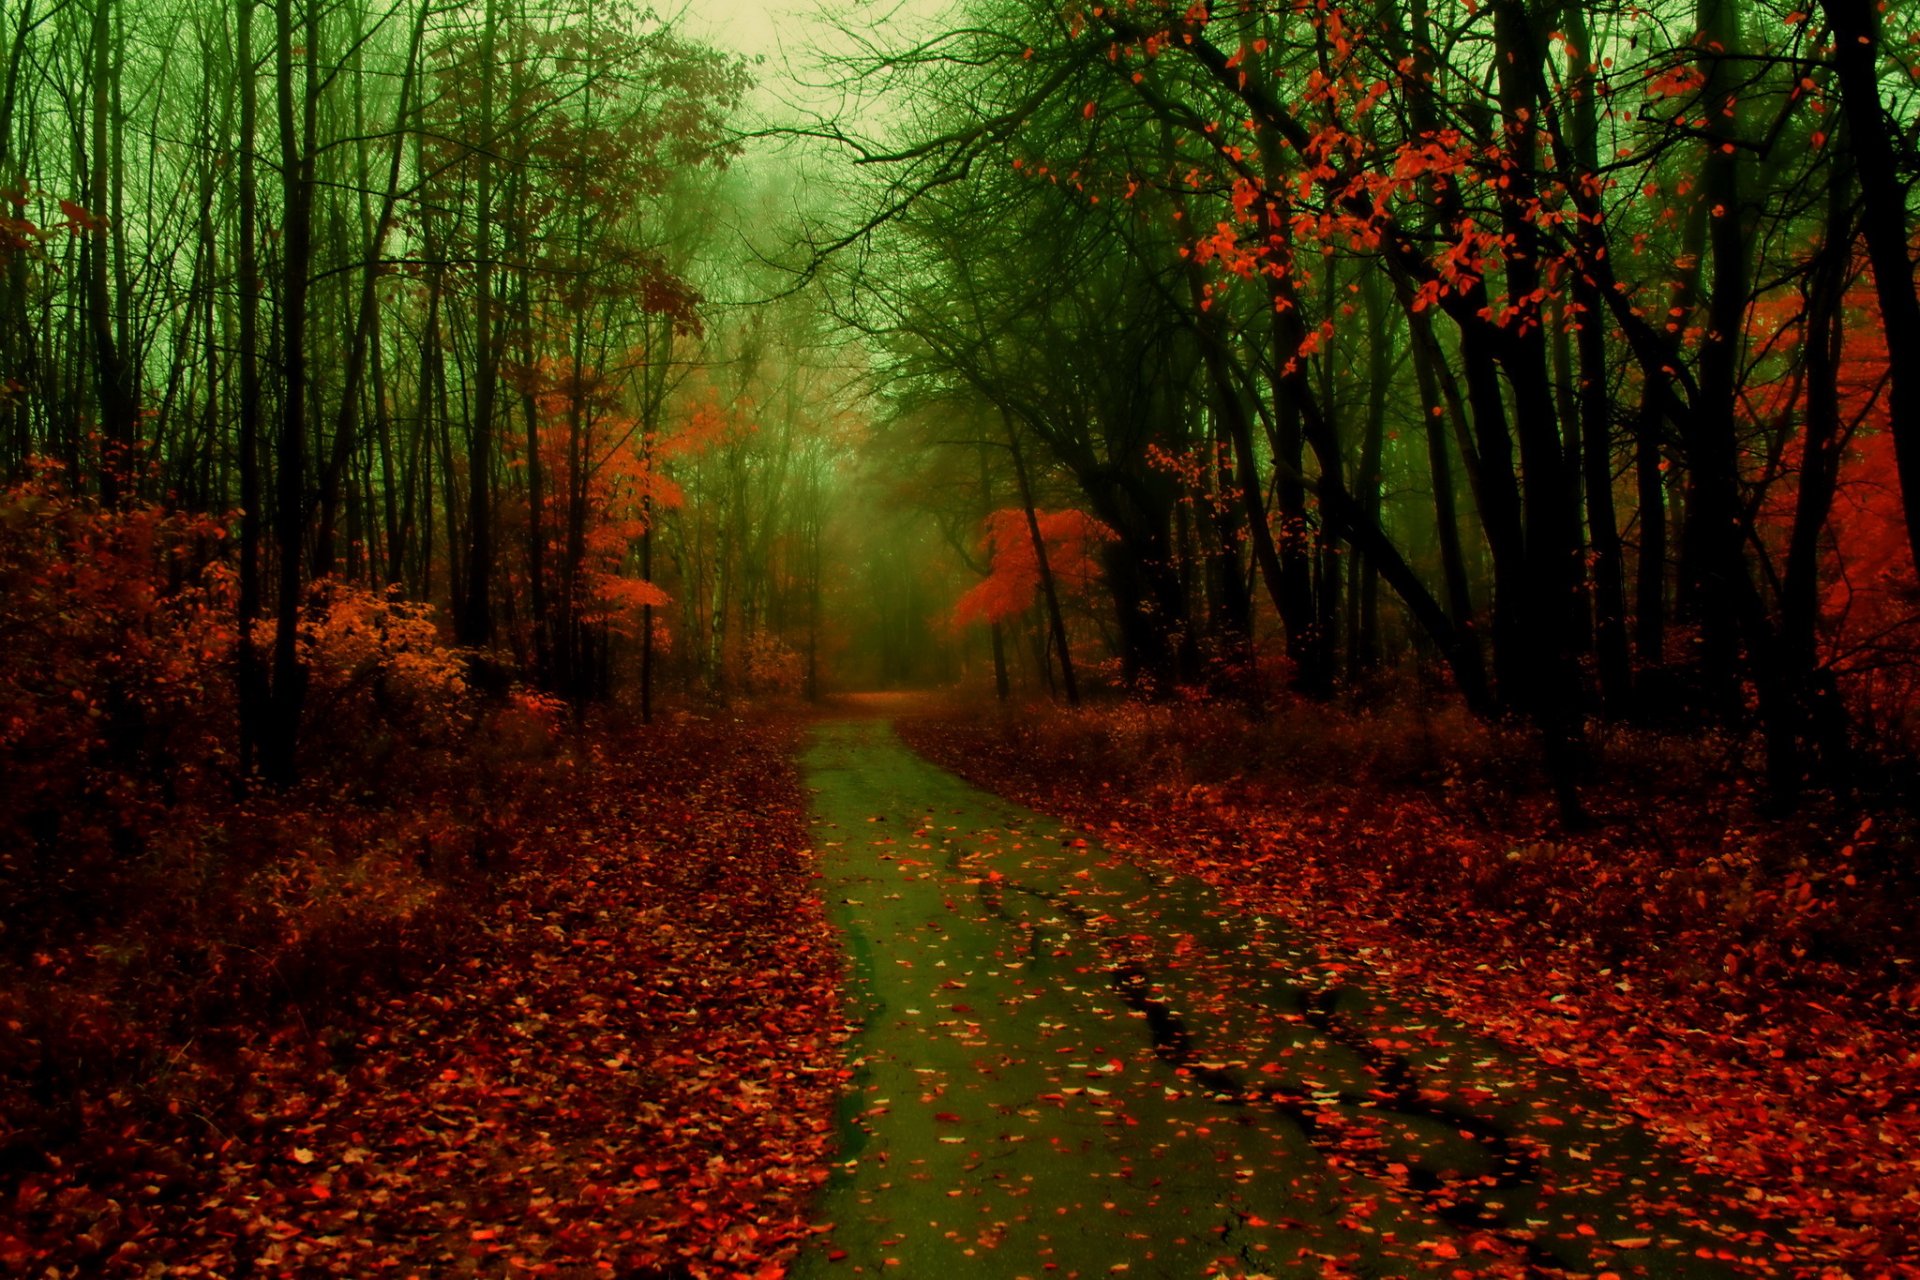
[372,315,400,586]
[1633,403,1668,671]
[1682,0,1752,709]
[1349,274,1389,680]
[262,0,315,784]
[1204,402,1255,681]
[1577,279,1633,715]
[457,0,499,646]
[1821,0,1920,579]
[235,0,265,776]
[1403,290,1476,633]
[1246,140,1319,687]
[315,0,424,577]
[520,283,549,685]
[0,1,35,478]
[1002,406,1078,706]
[1776,164,1857,797]
[989,619,1010,701]
[1561,0,1632,713]
[640,513,656,723]
[86,0,135,504]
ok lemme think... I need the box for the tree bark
[1002,405,1078,706]
[262,0,315,784]
[456,0,500,646]
[235,0,265,776]
[1821,0,1920,580]
[86,0,136,504]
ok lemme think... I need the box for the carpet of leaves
[898,700,1920,1278]
[0,715,841,1279]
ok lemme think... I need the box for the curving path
[794,718,1771,1278]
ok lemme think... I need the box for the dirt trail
[795,718,1768,1278]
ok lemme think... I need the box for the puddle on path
[794,719,1765,1278]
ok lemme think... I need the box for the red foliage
[1751,274,1919,728]
[0,486,840,1278]
[0,187,44,258]
[1820,429,1920,705]
[953,507,1114,627]
[0,476,237,880]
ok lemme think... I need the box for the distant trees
[828,0,1920,812]
[5,0,1916,805]
[0,0,804,777]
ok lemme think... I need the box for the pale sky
[677,0,951,59]
[674,0,956,121]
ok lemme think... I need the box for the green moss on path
[795,719,1771,1278]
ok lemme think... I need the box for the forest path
[794,718,1765,1279]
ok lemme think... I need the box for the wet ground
[794,718,1770,1278]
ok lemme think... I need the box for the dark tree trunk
[1002,407,1078,706]
[262,0,315,785]
[86,0,135,504]
[457,0,499,647]
[1821,0,1920,579]
[1774,164,1858,798]
[235,0,265,776]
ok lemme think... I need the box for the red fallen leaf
[827,1249,848,1261]
[308,1181,331,1200]
[471,1229,497,1241]
[934,1111,963,1123]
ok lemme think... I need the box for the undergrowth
[0,485,840,1277]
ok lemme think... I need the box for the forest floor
[894,695,1920,1278]
[6,693,1916,1279]
[0,715,842,1280]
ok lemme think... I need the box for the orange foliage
[504,357,685,639]
[953,507,1114,627]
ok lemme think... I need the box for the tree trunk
[315,0,425,578]
[262,0,315,784]
[1002,406,1078,706]
[456,0,499,646]
[1561,0,1632,714]
[1821,0,1920,579]
[86,0,135,504]
[235,0,265,776]
[1775,162,1858,798]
